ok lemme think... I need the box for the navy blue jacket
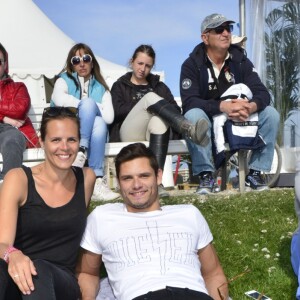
[180,43,271,118]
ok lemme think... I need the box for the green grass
[90,188,298,300]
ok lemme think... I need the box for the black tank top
[14,165,87,274]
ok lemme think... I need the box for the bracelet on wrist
[3,246,20,263]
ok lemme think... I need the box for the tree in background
[265,1,300,143]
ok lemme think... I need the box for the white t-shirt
[81,204,213,300]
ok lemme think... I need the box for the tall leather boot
[149,130,170,198]
[147,99,209,146]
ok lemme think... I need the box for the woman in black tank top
[0,107,96,300]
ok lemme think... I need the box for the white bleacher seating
[0,103,248,192]
[0,103,190,181]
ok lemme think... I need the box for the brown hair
[0,43,8,77]
[115,143,159,178]
[40,107,80,141]
[130,44,156,67]
[58,43,109,91]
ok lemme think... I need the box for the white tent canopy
[0,0,129,104]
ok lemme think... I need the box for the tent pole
[239,0,246,36]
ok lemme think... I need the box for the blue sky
[33,0,241,96]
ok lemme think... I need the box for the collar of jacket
[190,42,246,69]
[119,71,161,88]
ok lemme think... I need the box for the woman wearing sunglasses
[0,107,96,299]
[110,44,209,197]
[52,43,120,202]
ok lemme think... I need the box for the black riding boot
[147,99,209,146]
[149,130,170,198]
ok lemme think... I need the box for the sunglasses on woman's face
[208,24,233,34]
[70,54,92,66]
[43,107,78,117]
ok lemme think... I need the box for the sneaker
[245,171,269,191]
[72,151,87,168]
[92,176,121,201]
[158,184,170,198]
[196,172,220,195]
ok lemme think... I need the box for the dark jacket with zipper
[109,72,180,142]
[180,43,271,118]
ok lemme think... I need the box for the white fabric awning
[0,0,128,80]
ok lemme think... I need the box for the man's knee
[184,108,211,126]
[259,106,280,123]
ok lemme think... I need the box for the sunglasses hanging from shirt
[70,54,92,66]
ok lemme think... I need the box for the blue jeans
[78,98,107,177]
[0,259,80,300]
[0,124,26,180]
[184,106,279,176]
[291,229,300,299]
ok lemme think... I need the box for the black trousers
[132,286,214,300]
[0,259,80,300]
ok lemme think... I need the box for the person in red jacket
[0,43,39,182]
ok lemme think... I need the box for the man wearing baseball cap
[180,13,279,194]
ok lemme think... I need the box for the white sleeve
[97,90,114,124]
[80,207,103,255]
[51,77,80,108]
[191,206,213,250]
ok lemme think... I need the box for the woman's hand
[7,250,37,295]
[3,116,25,128]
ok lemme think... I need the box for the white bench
[0,104,190,186]
[0,104,247,191]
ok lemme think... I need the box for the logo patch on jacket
[182,78,192,89]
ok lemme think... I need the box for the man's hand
[3,116,25,128]
[220,99,257,122]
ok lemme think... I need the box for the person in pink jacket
[0,43,39,182]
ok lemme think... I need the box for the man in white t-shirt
[77,143,229,300]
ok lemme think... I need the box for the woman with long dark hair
[52,43,119,201]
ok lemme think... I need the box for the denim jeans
[0,259,80,300]
[0,124,26,180]
[184,106,280,176]
[78,98,107,177]
[291,229,300,300]
[132,286,213,300]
